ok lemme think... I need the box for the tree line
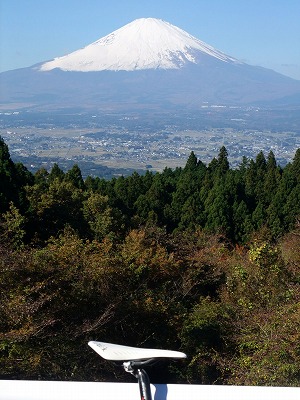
[0,136,300,385]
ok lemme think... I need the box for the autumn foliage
[0,136,300,385]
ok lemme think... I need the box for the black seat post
[136,368,152,400]
[123,361,153,400]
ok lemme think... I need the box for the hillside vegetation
[0,136,300,385]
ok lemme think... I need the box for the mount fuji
[39,18,240,72]
[1,18,300,110]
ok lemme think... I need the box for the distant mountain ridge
[39,18,241,72]
[1,18,300,110]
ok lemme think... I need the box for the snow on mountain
[2,17,300,110]
[40,18,241,72]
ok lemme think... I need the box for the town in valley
[0,105,299,178]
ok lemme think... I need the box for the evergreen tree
[34,167,49,188]
[290,148,300,184]
[178,192,205,231]
[184,151,198,171]
[64,164,85,190]
[263,151,282,204]
[252,201,266,231]
[254,151,267,203]
[284,185,300,230]
[204,184,231,235]
[232,200,253,242]
[171,153,206,228]
[244,159,257,211]
[0,137,17,212]
[0,137,33,212]
[48,163,65,183]
[217,146,230,176]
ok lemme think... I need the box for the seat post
[136,368,152,400]
[123,361,152,400]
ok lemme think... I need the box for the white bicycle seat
[88,341,187,362]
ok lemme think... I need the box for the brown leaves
[0,225,299,384]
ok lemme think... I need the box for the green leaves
[1,202,26,248]
[0,223,300,385]
[0,137,300,384]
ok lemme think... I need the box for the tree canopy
[0,137,300,385]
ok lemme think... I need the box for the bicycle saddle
[88,341,187,362]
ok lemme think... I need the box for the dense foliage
[0,136,300,385]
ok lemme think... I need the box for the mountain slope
[40,18,240,72]
[1,18,300,110]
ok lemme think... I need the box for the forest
[0,135,300,386]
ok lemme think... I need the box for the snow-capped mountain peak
[40,18,240,72]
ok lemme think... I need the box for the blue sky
[1,0,300,80]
